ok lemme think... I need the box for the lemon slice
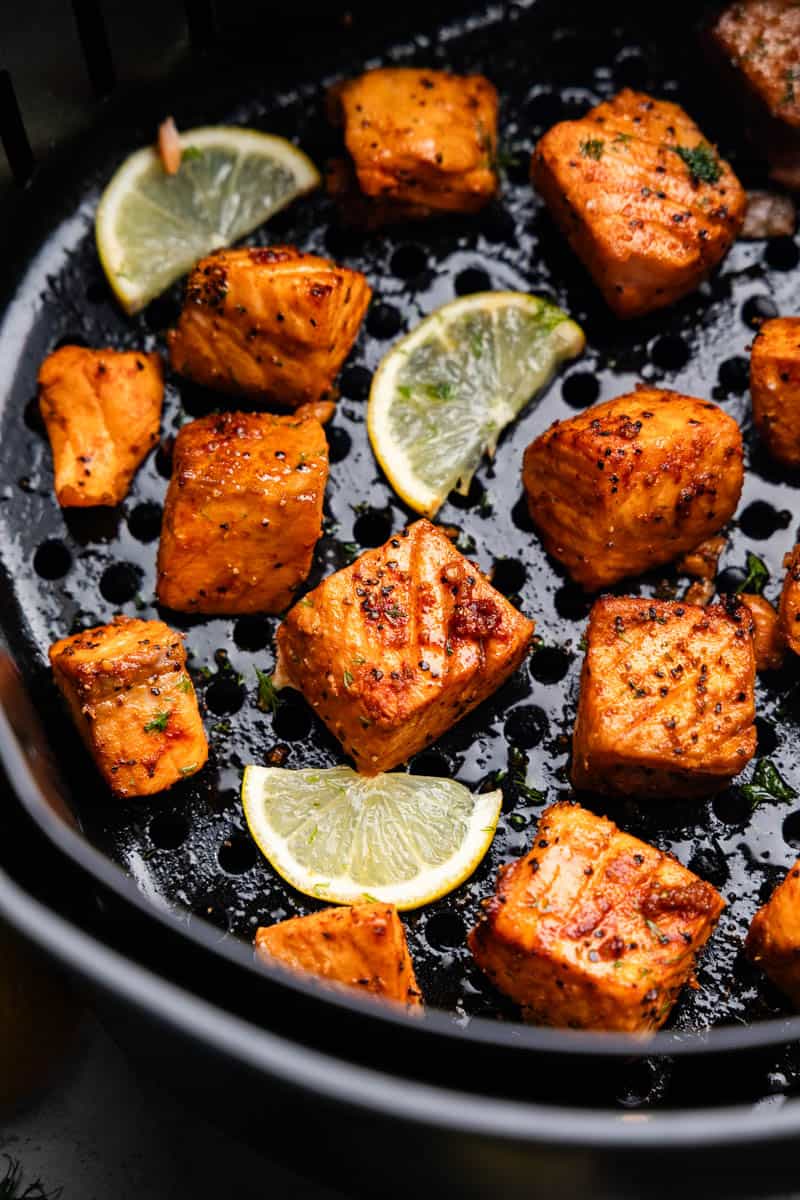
[96,126,320,314]
[367,291,584,518]
[242,765,501,910]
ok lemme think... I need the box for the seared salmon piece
[49,617,207,797]
[468,802,725,1032]
[38,345,162,507]
[327,67,498,221]
[255,902,422,1010]
[572,596,757,798]
[750,317,800,466]
[522,389,744,591]
[157,411,328,615]
[742,593,785,671]
[746,858,800,1008]
[275,519,534,774]
[168,247,371,407]
[531,89,745,317]
[779,544,800,655]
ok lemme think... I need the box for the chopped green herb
[639,967,652,979]
[509,813,527,831]
[254,667,280,715]
[353,655,366,665]
[361,892,380,903]
[613,959,623,970]
[177,674,192,693]
[182,145,203,161]
[782,68,800,105]
[613,131,633,144]
[212,721,232,735]
[343,669,354,688]
[673,142,722,185]
[299,597,315,608]
[740,758,797,810]
[578,634,589,652]
[386,603,405,621]
[179,763,198,776]
[579,138,604,160]
[143,710,170,734]
[340,542,360,563]
[645,918,670,945]
[736,551,769,596]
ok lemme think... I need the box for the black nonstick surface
[1,0,800,1094]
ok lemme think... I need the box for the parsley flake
[736,551,769,596]
[740,759,796,810]
[579,138,604,160]
[254,668,280,714]
[143,710,170,734]
[673,142,722,185]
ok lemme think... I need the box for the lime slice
[367,291,584,518]
[96,126,320,314]
[242,765,501,910]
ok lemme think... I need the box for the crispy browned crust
[750,317,800,466]
[530,89,745,317]
[571,596,757,798]
[256,903,422,1010]
[168,246,371,406]
[49,617,207,797]
[746,858,800,1008]
[778,543,800,655]
[327,67,498,221]
[38,345,163,507]
[275,519,534,774]
[468,801,725,1032]
[156,411,328,615]
[522,389,744,591]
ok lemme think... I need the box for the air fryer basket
[2,0,800,1119]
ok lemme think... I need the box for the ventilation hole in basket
[33,539,71,580]
[455,266,490,295]
[756,718,779,757]
[367,302,404,339]
[554,583,593,621]
[480,204,515,245]
[155,436,175,478]
[142,291,181,331]
[23,396,45,433]
[205,675,244,716]
[764,237,800,272]
[614,48,649,89]
[491,557,526,596]
[615,1058,669,1109]
[326,424,351,464]
[511,493,536,533]
[649,333,689,372]
[149,811,190,851]
[53,334,89,351]
[742,295,778,330]
[782,811,800,849]
[530,646,571,684]
[688,842,729,889]
[425,910,465,950]
[716,565,748,593]
[353,507,393,547]
[99,561,141,604]
[409,750,451,778]
[391,244,427,280]
[218,833,259,875]
[233,615,271,652]
[339,364,372,401]
[86,278,109,304]
[504,704,548,749]
[127,501,162,543]
[273,693,313,741]
[712,788,753,826]
[562,370,599,409]
[717,356,750,398]
[739,500,790,540]
[448,477,485,511]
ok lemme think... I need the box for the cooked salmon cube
[572,596,757,798]
[468,802,724,1031]
[531,88,746,317]
[750,317,800,466]
[157,411,328,615]
[712,1,800,128]
[779,543,800,655]
[168,247,371,407]
[38,345,163,507]
[522,389,744,591]
[49,617,207,798]
[742,592,785,671]
[255,902,422,1009]
[746,858,800,1008]
[327,67,499,220]
[274,519,534,774]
